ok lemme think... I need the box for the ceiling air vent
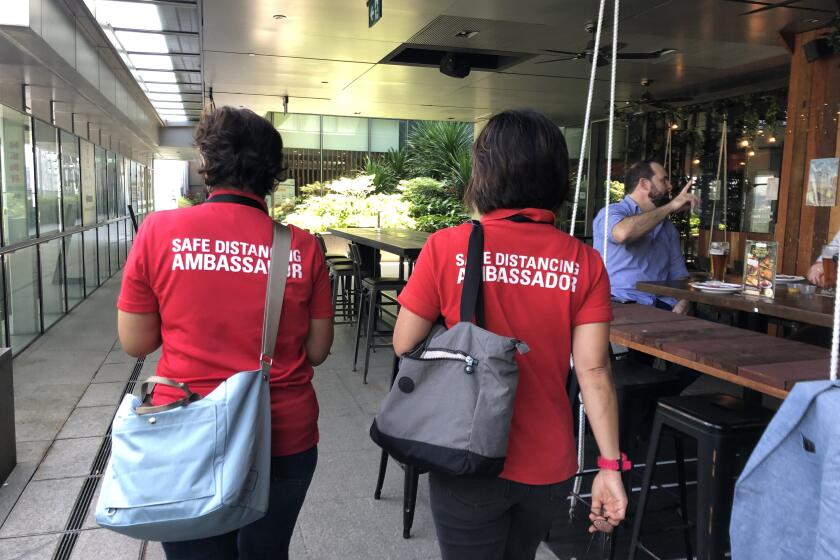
[381,44,533,77]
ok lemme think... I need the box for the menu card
[743,241,778,298]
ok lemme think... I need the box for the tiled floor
[0,274,557,559]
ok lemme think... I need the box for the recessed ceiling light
[273,14,287,20]
[808,18,821,23]
[447,117,454,120]
[353,111,361,115]
[321,81,329,84]
[248,53,256,57]
[454,30,479,39]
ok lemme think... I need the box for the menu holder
[743,240,778,298]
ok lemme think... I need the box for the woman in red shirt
[118,107,334,559]
[394,109,627,559]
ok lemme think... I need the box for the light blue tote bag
[96,223,291,542]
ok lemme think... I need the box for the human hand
[669,181,700,214]
[672,299,690,314]
[808,262,824,288]
[589,470,627,534]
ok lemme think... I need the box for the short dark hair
[624,160,660,194]
[464,109,569,214]
[194,106,287,198]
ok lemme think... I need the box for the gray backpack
[370,220,529,476]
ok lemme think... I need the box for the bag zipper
[409,348,478,374]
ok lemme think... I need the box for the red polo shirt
[117,189,333,456]
[397,208,613,484]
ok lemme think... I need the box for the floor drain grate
[52,357,146,560]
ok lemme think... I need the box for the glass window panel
[60,131,82,229]
[371,119,400,153]
[80,139,96,226]
[65,232,84,308]
[273,114,320,149]
[322,116,368,151]
[83,228,98,293]
[109,222,119,273]
[0,106,37,244]
[40,238,65,328]
[117,157,126,217]
[95,146,108,222]
[129,54,174,71]
[98,225,110,283]
[107,151,117,218]
[6,246,41,350]
[137,70,178,83]
[96,2,164,31]
[34,120,61,235]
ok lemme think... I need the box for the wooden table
[636,279,833,328]
[328,228,429,261]
[610,303,830,399]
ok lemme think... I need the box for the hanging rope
[570,0,618,518]
[569,0,608,237]
[709,117,727,253]
[602,0,619,263]
[832,268,840,381]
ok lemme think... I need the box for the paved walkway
[0,274,555,559]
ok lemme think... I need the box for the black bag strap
[460,220,485,327]
[205,193,267,214]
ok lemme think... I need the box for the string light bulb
[670,123,679,130]
[740,139,750,148]
[768,135,777,143]
[748,150,756,157]
[692,158,701,165]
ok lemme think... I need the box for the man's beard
[649,190,670,208]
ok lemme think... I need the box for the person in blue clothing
[593,160,699,313]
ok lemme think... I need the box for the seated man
[807,230,839,287]
[593,160,699,313]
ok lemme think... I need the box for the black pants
[162,446,318,560]
[429,471,568,560]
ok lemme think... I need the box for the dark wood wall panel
[776,29,840,275]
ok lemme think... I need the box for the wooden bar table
[610,303,830,399]
[635,279,833,328]
[328,227,430,279]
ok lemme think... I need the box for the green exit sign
[368,0,382,27]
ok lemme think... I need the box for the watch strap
[597,452,632,472]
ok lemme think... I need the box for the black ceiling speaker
[440,52,471,78]
[804,37,834,63]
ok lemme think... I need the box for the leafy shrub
[364,148,409,194]
[406,121,473,196]
[398,177,470,233]
[285,175,414,233]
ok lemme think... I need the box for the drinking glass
[709,241,730,282]
[821,244,838,294]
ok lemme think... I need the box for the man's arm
[612,184,698,245]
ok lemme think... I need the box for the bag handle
[460,220,485,327]
[136,222,292,415]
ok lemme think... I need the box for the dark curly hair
[194,106,287,198]
[464,109,569,215]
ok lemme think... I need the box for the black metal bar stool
[315,233,356,323]
[348,243,405,383]
[373,355,426,539]
[628,393,773,560]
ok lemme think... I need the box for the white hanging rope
[569,0,607,238]
[832,269,840,381]
[602,0,619,262]
[570,0,618,516]
[709,117,727,253]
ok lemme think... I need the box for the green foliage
[405,120,473,195]
[609,180,625,203]
[398,177,470,233]
[177,195,197,208]
[363,148,409,194]
[285,175,414,233]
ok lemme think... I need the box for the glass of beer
[821,244,838,293]
[710,242,730,282]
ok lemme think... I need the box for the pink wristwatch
[596,452,632,472]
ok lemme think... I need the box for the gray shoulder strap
[260,223,292,372]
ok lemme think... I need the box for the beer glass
[821,244,838,293]
[710,242,730,282]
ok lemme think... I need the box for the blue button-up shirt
[592,196,688,307]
